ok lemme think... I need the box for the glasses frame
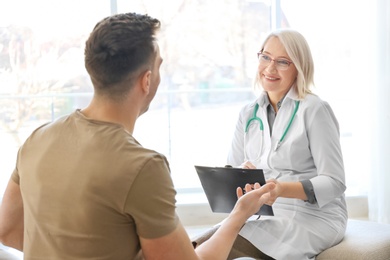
[257,52,293,70]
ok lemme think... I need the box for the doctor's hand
[234,182,275,219]
[265,179,283,206]
[240,161,256,169]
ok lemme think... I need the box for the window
[279,0,374,196]
[0,0,110,194]
[0,0,375,204]
[118,0,273,200]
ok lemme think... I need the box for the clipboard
[195,165,274,216]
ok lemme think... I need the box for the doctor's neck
[267,92,287,113]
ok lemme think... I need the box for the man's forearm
[0,178,24,251]
[0,230,24,251]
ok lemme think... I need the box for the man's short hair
[84,13,161,99]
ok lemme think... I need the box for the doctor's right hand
[240,160,256,169]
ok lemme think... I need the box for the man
[0,13,274,259]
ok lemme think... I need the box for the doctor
[227,29,348,260]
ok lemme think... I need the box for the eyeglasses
[257,52,293,70]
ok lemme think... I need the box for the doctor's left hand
[265,179,283,206]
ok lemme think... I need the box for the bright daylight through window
[0,0,373,206]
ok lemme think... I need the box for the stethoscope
[243,100,300,161]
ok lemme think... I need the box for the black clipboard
[195,165,274,216]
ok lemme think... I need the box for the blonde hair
[256,29,314,99]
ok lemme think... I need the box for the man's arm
[139,183,274,260]
[0,178,24,251]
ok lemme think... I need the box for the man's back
[13,110,178,259]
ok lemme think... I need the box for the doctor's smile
[263,75,281,81]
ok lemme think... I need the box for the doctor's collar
[285,84,299,101]
[277,96,285,110]
[257,87,298,108]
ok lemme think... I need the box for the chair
[317,219,390,260]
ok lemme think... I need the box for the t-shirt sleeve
[124,154,179,239]
[11,168,20,184]
[11,149,20,184]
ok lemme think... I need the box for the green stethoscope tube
[244,100,300,161]
[277,100,300,149]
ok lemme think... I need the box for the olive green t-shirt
[12,110,179,259]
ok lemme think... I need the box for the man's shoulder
[22,113,73,143]
[123,144,170,171]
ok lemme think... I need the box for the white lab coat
[227,87,347,260]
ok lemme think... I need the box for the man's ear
[140,70,152,94]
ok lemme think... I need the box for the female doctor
[227,29,348,260]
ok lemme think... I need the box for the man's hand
[233,182,275,220]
